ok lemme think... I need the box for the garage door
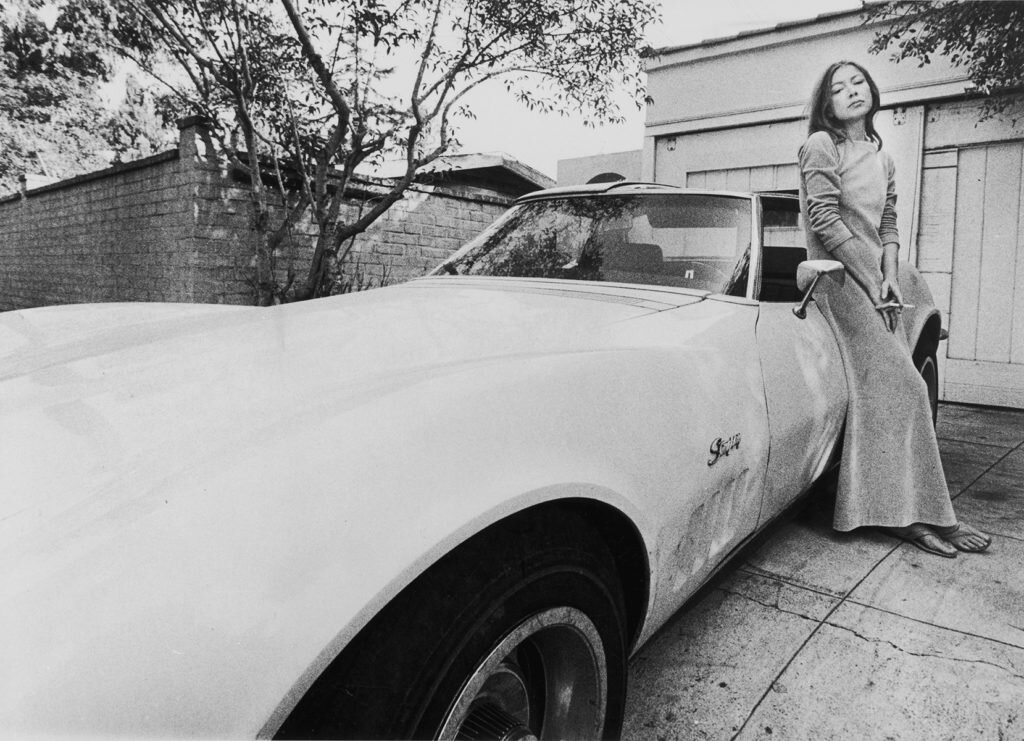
[685,165,798,192]
[926,142,1024,407]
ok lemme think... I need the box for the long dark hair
[807,60,883,149]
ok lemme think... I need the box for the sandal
[880,524,957,558]
[933,522,992,553]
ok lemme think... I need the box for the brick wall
[0,120,515,310]
[0,150,195,310]
[345,182,509,280]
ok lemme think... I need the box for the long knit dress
[798,130,956,532]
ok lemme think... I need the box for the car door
[753,199,847,525]
[755,299,846,523]
[632,294,773,636]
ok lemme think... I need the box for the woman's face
[828,64,872,125]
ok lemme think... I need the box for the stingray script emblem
[708,433,741,466]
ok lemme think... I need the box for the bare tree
[118,0,658,304]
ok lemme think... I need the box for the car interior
[757,195,807,302]
[589,195,751,293]
[591,195,807,300]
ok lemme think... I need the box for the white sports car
[1,183,944,739]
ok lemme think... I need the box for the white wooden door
[938,142,1024,407]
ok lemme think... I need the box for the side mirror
[793,260,845,318]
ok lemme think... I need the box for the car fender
[898,263,943,359]
[2,343,729,738]
[258,338,768,735]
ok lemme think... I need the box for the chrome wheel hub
[438,607,607,740]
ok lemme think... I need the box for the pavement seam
[937,435,1015,450]
[842,598,1024,652]
[937,405,1024,446]
[947,437,1024,540]
[738,565,847,601]
[949,443,1021,502]
[728,546,900,741]
[817,618,1024,681]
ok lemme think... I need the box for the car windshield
[433,193,752,295]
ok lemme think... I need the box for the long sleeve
[798,131,854,252]
[830,239,884,301]
[879,153,899,246]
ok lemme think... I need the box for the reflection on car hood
[2,276,706,517]
[1,277,711,735]
[1,277,705,385]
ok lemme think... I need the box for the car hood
[1,277,707,736]
[2,276,701,391]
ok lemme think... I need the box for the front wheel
[275,508,629,740]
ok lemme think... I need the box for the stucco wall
[643,10,966,140]
[557,150,643,185]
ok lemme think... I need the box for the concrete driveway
[623,403,1024,741]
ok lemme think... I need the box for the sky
[454,0,862,179]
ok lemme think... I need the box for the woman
[798,60,990,557]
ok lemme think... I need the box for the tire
[275,507,628,740]
[917,352,939,427]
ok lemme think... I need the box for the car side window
[759,197,807,302]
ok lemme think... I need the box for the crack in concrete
[718,585,823,624]
[727,408,1024,741]
[822,620,1024,681]
[739,565,848,600]
[843,600,1024,652]
[719,587,1024,680]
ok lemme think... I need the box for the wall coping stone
[0,149,180,205]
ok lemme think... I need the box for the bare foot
[881,524,957,558]
[934,522,991,553]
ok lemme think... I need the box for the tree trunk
[252,205,277,306]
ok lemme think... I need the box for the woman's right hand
[880,276,904,306]
[831,241,896,330]
[876,275,904,333]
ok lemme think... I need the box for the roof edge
[648,4,871,59]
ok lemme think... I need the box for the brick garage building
[0,119,552,311]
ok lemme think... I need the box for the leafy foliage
[118,0,659,304]
[868,1,1024,113]
[0,0,175,193]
